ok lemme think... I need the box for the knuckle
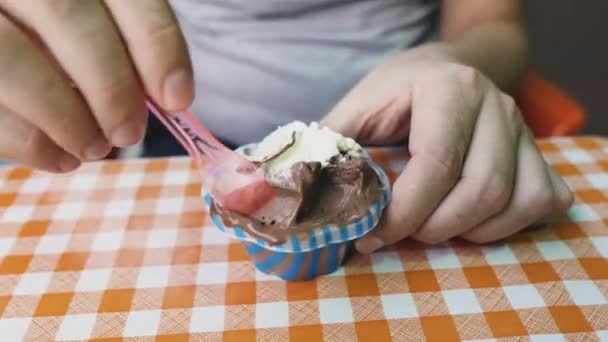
[143,16,182,47]
[98,79,132,107]
[393,214,418,237]
[54,109,79,134]
[477,175,512,213]
[386,210,420,242]
[21,127,50,162]
[447,63,481,87]
[523,184,555,216]
[47,105,98,155]
[96,78,144,124]
[444,201,478,234]
[423,145,463,185]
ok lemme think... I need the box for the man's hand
[322,49,573,252]
[0,0,193,172]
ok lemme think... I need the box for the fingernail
[58,154,80,173]
[355,236,384,254]
[163,68,194,110]
[111,120,145,147]
[84,138,111,161]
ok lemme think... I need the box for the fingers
[461,129,568,243]
[358,97,411,144]
[355,66,484,253]
[413,93,521,244]
[0,107,80,173]
[321,51,413,138]
[0,14,110,161]
[3,0,147,147]
[105,0,194,111]
[322,91,372,139]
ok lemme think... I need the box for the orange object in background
[517,71,587,137]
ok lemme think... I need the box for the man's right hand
[0,0,193,172]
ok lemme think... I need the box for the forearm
[406,20,528,92]
[443,20,528,91]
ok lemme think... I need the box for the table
[0,137,606,341]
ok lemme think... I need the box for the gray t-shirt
[170,0,439,146]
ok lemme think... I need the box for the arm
[413,0,527,91]
[0,1,192,172]
[323,0,572,252]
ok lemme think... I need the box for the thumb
[355,180,420,254]
[355,203,420,254]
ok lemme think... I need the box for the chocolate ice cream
[210,122,383,245]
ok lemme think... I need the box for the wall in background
[526,1,608,135]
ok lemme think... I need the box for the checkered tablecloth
[0,137,607,341]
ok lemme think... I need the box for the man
[0,0,572,252]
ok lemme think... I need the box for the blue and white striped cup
[203,155,391,281]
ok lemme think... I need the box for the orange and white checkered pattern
[0,137,607,341]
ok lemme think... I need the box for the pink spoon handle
[145,100,227,166]
[145,100,275,216]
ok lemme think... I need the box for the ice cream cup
[202,149,391,281]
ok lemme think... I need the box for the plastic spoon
[145,99,274,216]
